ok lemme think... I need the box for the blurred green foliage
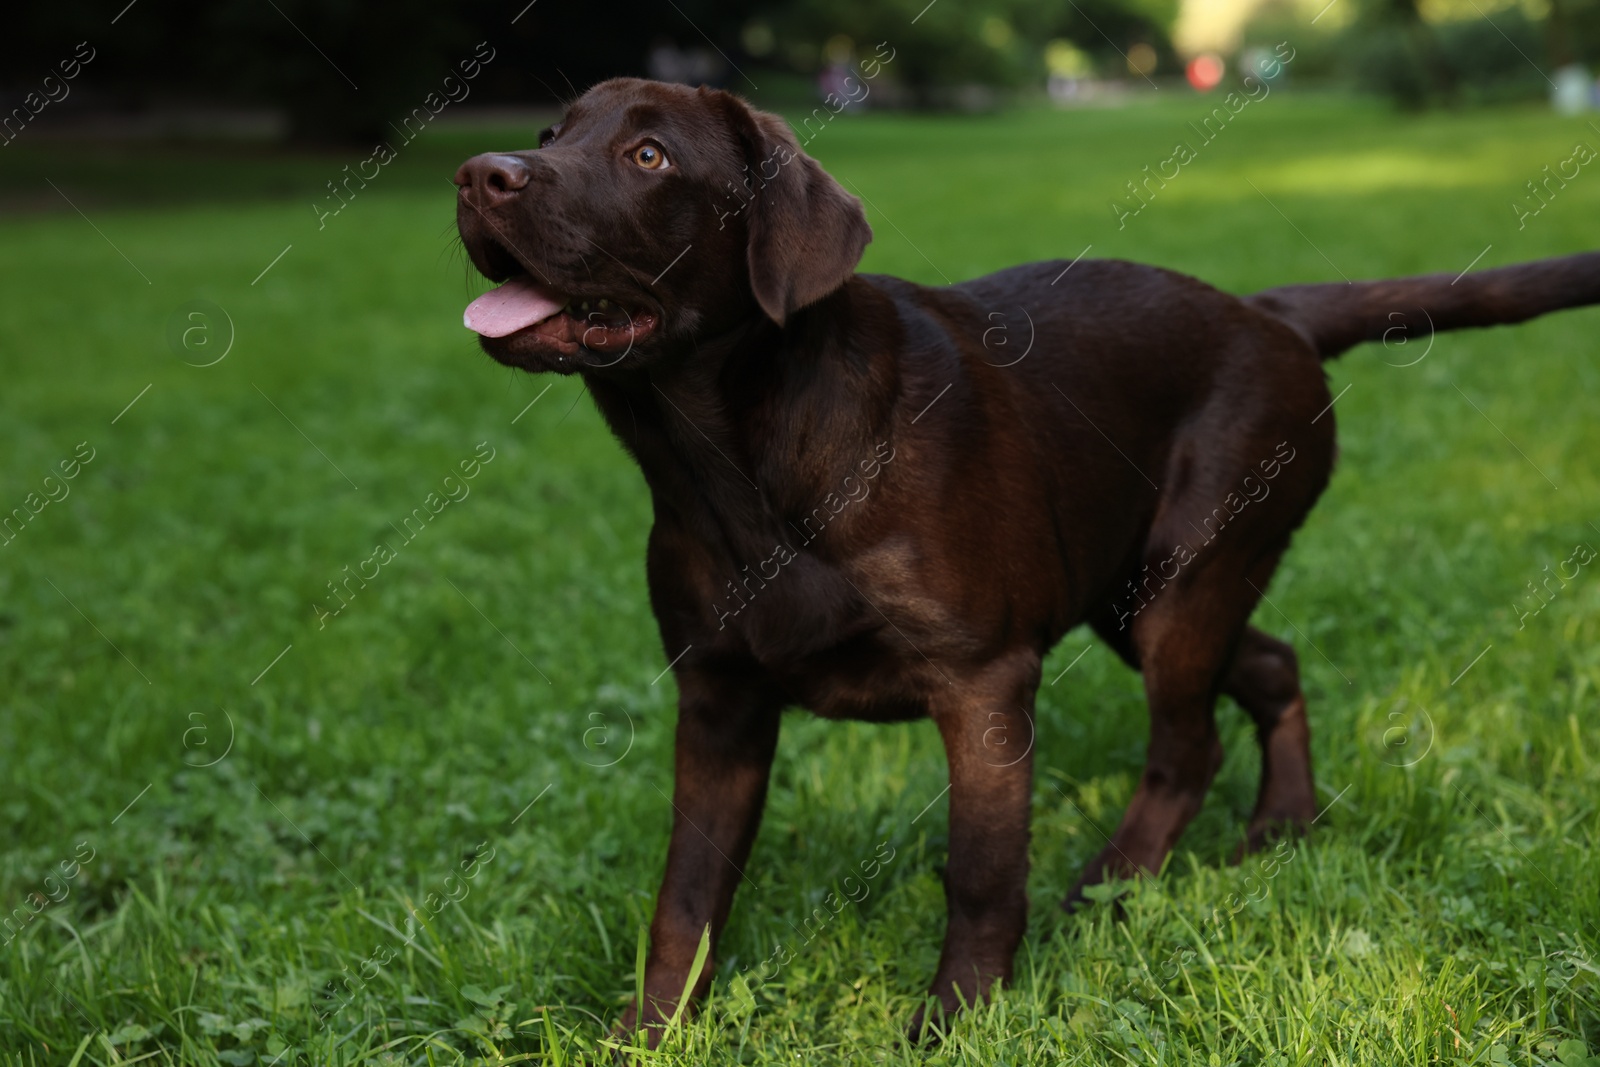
[1244,0,1600,109]
[4,0,1599,139]
[757,0,1178,97]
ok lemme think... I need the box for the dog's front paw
[904,995,953,1045]
[609,994,681,1053]
[905,964,1007,1043]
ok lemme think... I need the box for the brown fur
[453,77,1600,1041]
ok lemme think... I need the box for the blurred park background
[5,0,1600,146]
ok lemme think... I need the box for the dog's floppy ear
[720,95,873,326]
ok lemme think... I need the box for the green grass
[2,93,1599,1065]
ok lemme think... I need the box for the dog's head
[454,78,873,374]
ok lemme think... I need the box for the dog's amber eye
[631,144,668,170]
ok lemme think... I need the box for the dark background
[3,0,1177,141]
[7,0,1599,144]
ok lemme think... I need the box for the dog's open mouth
[464,274,657,359]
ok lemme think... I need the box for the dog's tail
[1245,251,1600,360]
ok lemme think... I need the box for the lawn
[1,91,1598,1066]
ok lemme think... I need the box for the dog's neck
[581,277,902,661]
[587,278,900,509]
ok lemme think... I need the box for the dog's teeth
[579,301,591,313]
[597,299,611,310]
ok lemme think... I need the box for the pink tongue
[464,276,567,337]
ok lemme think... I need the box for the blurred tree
[3,0,1195,143]
[1346,0,1457,107]
[199,0,473,142]
[1244,0,1600,106]
[1333,0,1572,107]
[1552,0,1600,64]
[751,0,1179,96]
[3,0,470,141]
[1,0,752,143]
[10,0,1597,132]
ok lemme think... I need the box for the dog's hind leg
[1060,331,1335,911]
[1062,542,1291,911]
[1222,626,1317,856]
[1085,605,1317,864]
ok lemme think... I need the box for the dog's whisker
[554,67,581,106]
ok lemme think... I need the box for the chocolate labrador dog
[453,78,1600,1038]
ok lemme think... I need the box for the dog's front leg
[619,664,782,1046]
[912,651,1039,1038]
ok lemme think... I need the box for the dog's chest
[713,534,979,721]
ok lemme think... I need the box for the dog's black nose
[454,153,531,208]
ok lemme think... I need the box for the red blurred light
[1186,53,1225,91]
